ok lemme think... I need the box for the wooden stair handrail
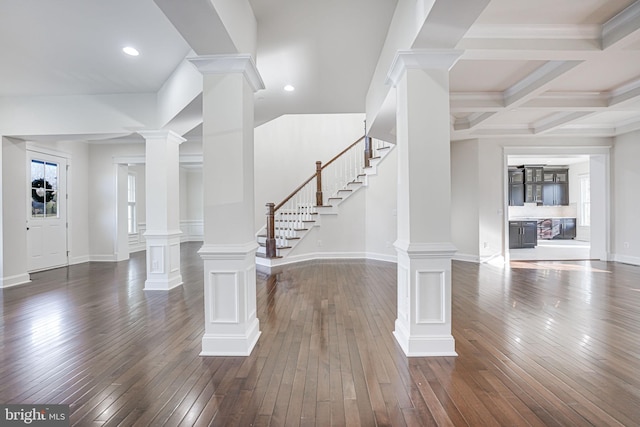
[321,136,365,170]
[273,135,365,212]
[265,135,369,259]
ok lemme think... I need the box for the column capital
[386,49,463,87]
[137,129,186,144]
[188,54,265,93]
[394,241,457,258]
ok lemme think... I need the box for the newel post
[265,203,277,258]
[315,161,323,206]
[364,135,372,168]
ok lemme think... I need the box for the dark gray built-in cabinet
[508,166,569,206]
[509,221,538,249]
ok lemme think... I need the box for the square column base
[393,323,456,357]
[394,241,458,357]
[144,231,183,291]
[201,318,261,356]
[199,243,261,356]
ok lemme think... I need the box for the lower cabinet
[536,218,577,240]
[509,221,538,249]
[553,218,576,239]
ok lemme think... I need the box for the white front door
[27,152,68,272]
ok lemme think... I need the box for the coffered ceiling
[1,0,639,142]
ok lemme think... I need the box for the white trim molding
[386,49,463,87]
[188,54,265,93]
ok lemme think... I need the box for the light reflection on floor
[510,239,591,261]
[509,261,611,273]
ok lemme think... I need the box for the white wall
[451,139,480,261]
[179,166,204,241]
[53,141,90,265]
[365,147,397,261]
[1,137,29,287]
[612,130,640,265]
[569,161,590,241]
[478,141,507,261]
[254,113,365,232]
[285,188,368,260]
[88,142,145,260]
[451,136,612,263]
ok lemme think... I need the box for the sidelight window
[579,174,590,227]
[128,173,137,234]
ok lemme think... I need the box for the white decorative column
[189,54,264,356]
[139,130,185,291]
[387,50,461,356]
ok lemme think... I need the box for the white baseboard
[90,254,119,262]
[257,251,398,269]
[129,243,146,253]
[1,273,31,288]
[365,252,397,263]
[612,253,640,266]
[453,253,480,263]
[69,255,91,265]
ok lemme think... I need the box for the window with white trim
[579,174,590,227]
[127,173,137,234]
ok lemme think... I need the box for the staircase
[256,135,394,266]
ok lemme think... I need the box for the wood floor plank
[2,244,640,425]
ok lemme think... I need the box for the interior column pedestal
[190,54,264,356]
[139,130,185,291]
[388,50,461,357]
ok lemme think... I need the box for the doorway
[503,149,609,262]
[27,151,68,272]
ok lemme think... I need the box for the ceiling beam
[602,0,640,49]
[532,111,595,134]
[503,60,583,107]
[153,0,237,55]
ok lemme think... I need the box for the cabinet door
[556,183,568,205]
[562,218,576,239]
[543,171,556,182]
[525,184,543,203]
[509,222,522,249]
[509,184,524,206]
[509,169,524,184]
[542,184,555,205]
[555,170,568,183]
[521,221,538,248]
[525,167,542,182]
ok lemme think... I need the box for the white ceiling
[1,0,640,141]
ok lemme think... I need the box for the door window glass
[31,159,59,218]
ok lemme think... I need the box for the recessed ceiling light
[284,85,295,92]
[122,46,139,56]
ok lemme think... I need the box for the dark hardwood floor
[2,242,640,426]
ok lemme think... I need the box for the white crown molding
[385,50,463,87]
[112,154,203,165]
[465,24,601,40]
[137,129,186,145]
[188,54,265,93]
